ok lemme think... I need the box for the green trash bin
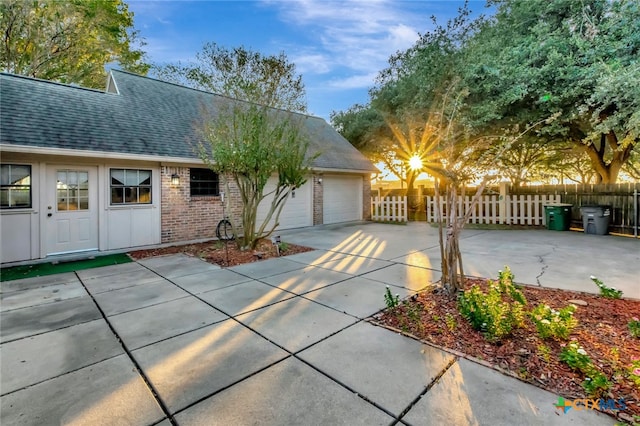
[544,203,572,231]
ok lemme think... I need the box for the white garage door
[323,175,363,224]
[256,176,312,230]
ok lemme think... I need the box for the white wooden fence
[371,196,408,222]
[372,194,562,225]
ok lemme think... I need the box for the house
[0,70,377,264]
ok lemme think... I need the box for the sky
[127,0,490,122]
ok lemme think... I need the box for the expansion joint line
[75,272,178,426]
[393,356,458,425]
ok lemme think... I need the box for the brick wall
[160,166,243,243]
[313,173,323,225]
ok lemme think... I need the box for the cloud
[264,0,424,75]
[328,72,380,89]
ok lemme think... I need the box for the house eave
[0,144,202,165]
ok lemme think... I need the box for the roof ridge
[0,72,106,94]
[109,68,322,121]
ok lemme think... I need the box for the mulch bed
[129,238,314,267]
[372,278,640,422]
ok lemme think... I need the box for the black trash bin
[544,204,572,231]
[580,205,611,235]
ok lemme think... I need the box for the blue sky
[127,0,489,121]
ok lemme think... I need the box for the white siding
[256,176,312,231]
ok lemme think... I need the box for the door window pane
[56,170,89,211]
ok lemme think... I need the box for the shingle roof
[0,70,377,173]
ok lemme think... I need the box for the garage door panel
[323,175,362,224]
[256,176,312,230]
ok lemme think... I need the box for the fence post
[499,182,508,224]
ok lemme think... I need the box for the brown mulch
[372,278,640,421]
[129,238,314,267]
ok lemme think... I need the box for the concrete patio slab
[1,319,123,394]
[280,222,438,260]
[283,249,351,266]
[0,272,78,292]
[317,254,393,276]
[261,265,351,295]
[402,358,613,426]
[0,296,101,343]
[417,228,640,298]
[132,319,289,413]
[360,263,436,291]
[92,278,189,316]
[170,268,252,294]
[0,280,86,312]
[198,280,296,316]
[81,267,166,294]
[137,254,221,279]
[228,257,306,279]
[0,355,165,426]
[75,261,149,280]
[108,296,228,350]
[303,276,413,319]
[298,322,454,415]
[175,357,393,425]
[235,297,357,353]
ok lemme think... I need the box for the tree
[463,0,640,183]
[153,42,307,113]
[199,103,314,250]
[180,44,312,249]
[1,0,148,88]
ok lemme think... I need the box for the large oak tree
[1,0,148,88]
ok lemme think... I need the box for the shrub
[530,303,578,340]
[628,318,640,338]
[591,276,623,299]
[384,285,400,309]
[458,266,527,342]
[559,341,612,397]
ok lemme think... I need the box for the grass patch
[1,253,132,282]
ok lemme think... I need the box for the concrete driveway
[1,222,632,425]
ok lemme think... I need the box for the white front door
[46,166,98,255]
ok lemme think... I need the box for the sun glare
[409,155,423,171]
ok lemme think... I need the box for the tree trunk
[581,131,635,184]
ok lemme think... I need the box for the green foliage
[200,103,314,250]
[629,318,640,338]
[153,42,306,113]
[278,242,289,252]
[628,359,640,388]
[1,0,148,88]
[591,276,623,299]
[458,267,527,342]
[384,286,400,309]
[462,0,640,184]
[582,373,612,398]
[530,303,578,340]
[559,341,611,397]
[537,343,552,364]
[559,342,593,372]
[445,313,457,331]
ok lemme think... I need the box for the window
[110,169,152,205]
[190,168,219,196]
[57,170,89,210]
[1,164,31,209]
